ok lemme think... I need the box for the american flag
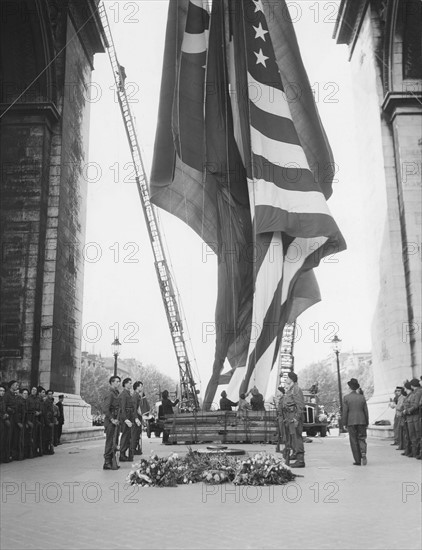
[150,0,346,408]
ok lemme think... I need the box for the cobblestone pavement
[1,433,420,550]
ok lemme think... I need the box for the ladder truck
[98,3,200,412]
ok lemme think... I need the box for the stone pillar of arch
[334,0,421,422]
[0,0,105,430]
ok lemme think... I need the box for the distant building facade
[81,351,131,380]
[334,0,422,418]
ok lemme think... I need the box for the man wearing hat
[342,378,369,465]
[403,379,422,459]
[281,372,306,468]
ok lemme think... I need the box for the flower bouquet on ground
[127,450,296,488]
[233,452,296,486]
[127,452,180,487]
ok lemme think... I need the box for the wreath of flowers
[127,450,296,488]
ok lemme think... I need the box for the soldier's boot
[103,462,113,470]
[134,443,142,455]
[128,452,134,462]
[290,453,305,468]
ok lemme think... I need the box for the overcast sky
[82,0,372,394]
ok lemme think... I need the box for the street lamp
[330,334,346,433]
[112,337,121,377]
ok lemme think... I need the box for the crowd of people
[0,381,64,463]
[388,378,422,460]
[102,376,153,470]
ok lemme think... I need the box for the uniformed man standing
[281,372,306,468]
[17,389,30,459]
[401,382,413,456]
[131,381,144,457]
[42,390,55,454]
[56,395,65,445]
[102,375,121,470]
[403,379,422,459]
[119,378,134,462]
[0,384,10,463]
[4,380,19,460]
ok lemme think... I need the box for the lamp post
[330,335,345,433]
[112,337,121,377]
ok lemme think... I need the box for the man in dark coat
[4,380,19,460]
[0,384,11,462]
[102,376,121,470]
[56,395,65,445]
[342,378,369,465]
[250,387,265,411]
[404,379,422,459]
[219,391,238,411]
[42,390,55,454]
[27,387,42,456]
[131,381,144,456]
[160,390,179,444]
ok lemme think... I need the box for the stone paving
[0,433,420,550]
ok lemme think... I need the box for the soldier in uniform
[26,387,40,458]
[102,375,121,470]
[56,395,65,445]
[0,384,11,463]
[16,389,30,459]
[394,387,406,451]
[42,390,55,454]
[119,378,134,462]
[401,382,413,457]
[403,379,422,459]
[280,372,306,468]
[30,387,45,456]
[4,380,19,460]
[131,381,144,457]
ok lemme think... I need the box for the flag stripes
[225,0,345,399]
[150,0,346,408]
[176,0,210,171]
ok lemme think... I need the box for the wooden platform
[163,411,278,444]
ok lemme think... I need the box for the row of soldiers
[102,376,150,470]
[389,378,422,459]
[0,381,64,463]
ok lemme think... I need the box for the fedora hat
[347,378,360,390]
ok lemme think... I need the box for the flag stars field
[252,0,264,14]
[253,22,268,41]
[254,48,269,67]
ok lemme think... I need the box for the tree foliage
[125,361,178,409]
[297,362,340,413]
[297,358,374,414]
[80,359,178,416]
[80,363,110,415]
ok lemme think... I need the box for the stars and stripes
[224,0,345,399]
[150,0,346,408]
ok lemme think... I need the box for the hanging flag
[150,0,346,409]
